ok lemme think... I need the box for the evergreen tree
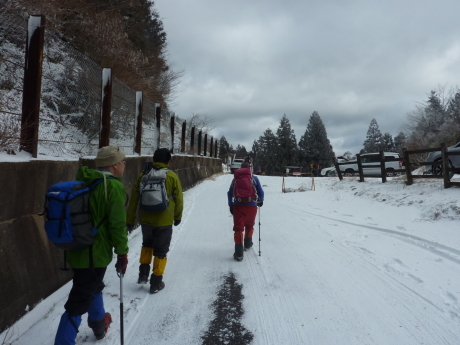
[299,111,334,169]
[254,128,277,175]
[251,140,260,169]
[393,132,406,154]
[235,144,248,157]
[382,132,395,152]
[362,118,383,153]
[218,135,230,161]
[275,114,298,172]
[447,92,460,123]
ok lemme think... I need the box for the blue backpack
[43,177,111,250]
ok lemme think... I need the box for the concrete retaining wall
[0,155,221,332]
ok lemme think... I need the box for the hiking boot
[138,263,150,284]
[88,312,112,340]
[244,237,253,250]
[233,253,243,261]
[149,274,165,294]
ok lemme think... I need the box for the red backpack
[233,168,258,203]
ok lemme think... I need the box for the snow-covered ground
[3,174,460,345]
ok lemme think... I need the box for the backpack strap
[88,176,113,269]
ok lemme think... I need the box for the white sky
[4,174,460,344]
[153,0,460,155]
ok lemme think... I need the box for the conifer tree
[275,114,298,172]
[235,144,248,157]
[382,132,395,152]
[394,132,406,154]
[299,111,334,169]
[218,135,231,161]
[362,118,383,153]
[254,128,277,175]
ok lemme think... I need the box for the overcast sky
[154,0,460,156]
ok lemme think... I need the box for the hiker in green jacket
[55,145,129,345]
[126,148,183,294]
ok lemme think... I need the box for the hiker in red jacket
[227,161,264,261]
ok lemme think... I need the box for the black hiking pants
[64,267,106,315]
[141,224,173,257]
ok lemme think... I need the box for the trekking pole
[119,273,124,345]
[258,206,261,256]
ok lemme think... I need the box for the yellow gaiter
[139,247,154,264]
[153,256,167,276]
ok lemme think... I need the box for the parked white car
[320,166,337,177]
[230,158,244,174]
[339,152,403,176]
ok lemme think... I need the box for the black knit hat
[153,148,171,163]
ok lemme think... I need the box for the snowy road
[3,174,460,345]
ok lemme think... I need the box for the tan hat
[95,145,125,168]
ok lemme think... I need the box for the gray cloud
[155,0,460,156]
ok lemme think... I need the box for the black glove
[115,254,128,274]
[174,219,181,226]
[229,206,233,215]
[126,224,134,234]
[258,201,263,207]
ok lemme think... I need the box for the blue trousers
[55,268,107,344]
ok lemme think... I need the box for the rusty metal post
[181,121,186,153]
[198,131,202,156]
[154,105,161,151]
[20,15,45,157]
[99,68,112,148]
[170,115,175,153]
[209,136,213,157]
[190,126,195,155]
[134,91,143,155]
[204,133,208,157]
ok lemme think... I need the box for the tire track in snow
[290,206,460,265]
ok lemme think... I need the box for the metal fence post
[209,136,213,157]
[204,133,208,156]
[181,121,186,153]
[99,68,112,148]
[170,115,175,153]
[20,15,45,157]
[134,91,143,155]
[155,105,161,151]
[190,126,195,155]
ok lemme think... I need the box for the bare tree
[186,113,215,134]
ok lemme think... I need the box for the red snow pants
[232,205,258,244]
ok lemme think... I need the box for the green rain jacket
[66,166,129,268]
[126,162,183,226]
